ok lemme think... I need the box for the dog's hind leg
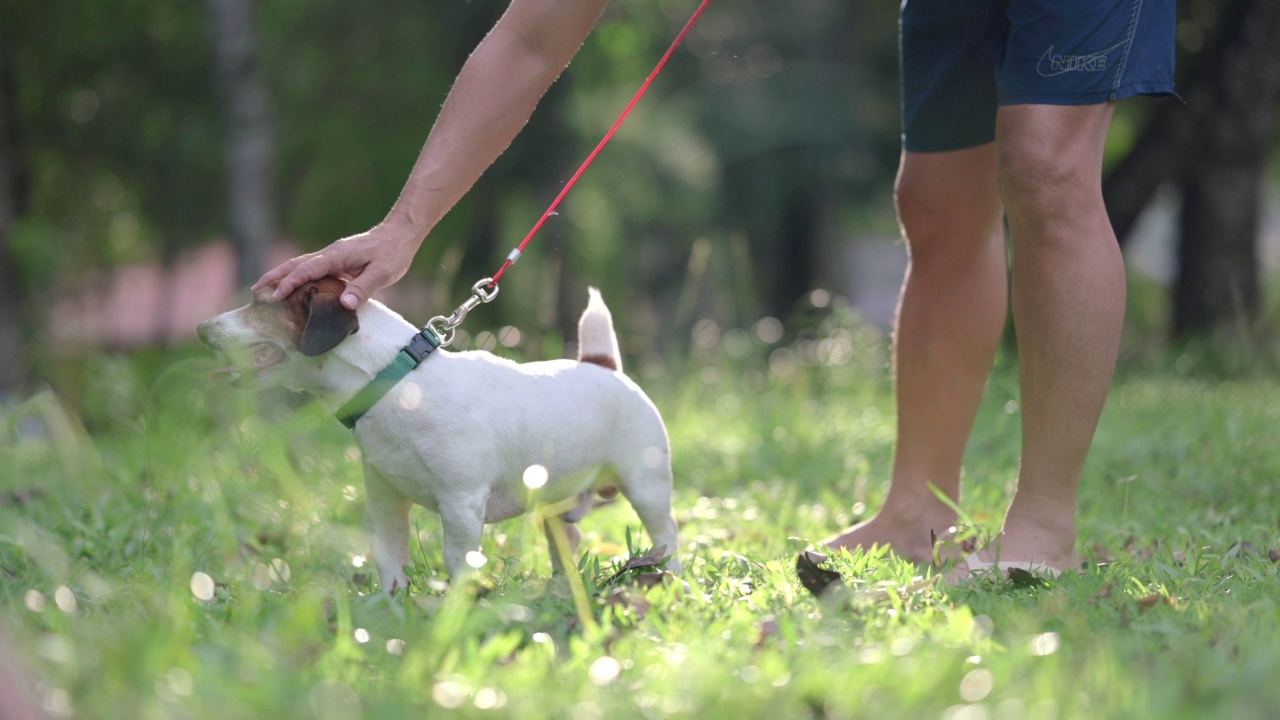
[617,466,681,573]
[364,464,413,594]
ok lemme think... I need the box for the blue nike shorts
[901,0,1177,152]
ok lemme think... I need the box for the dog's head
[197,277,359,389]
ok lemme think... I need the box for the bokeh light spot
[69,89,99,124]
[432,678,469,709]
[755,316,784,344]
[1029,632,1060,656]
[692,318,720,349]
[523,464,549,489]
[474,687,506,709]
[251,563,272,590]
[269,558,291,583]
[959,668,994,702]
[164,668,194,698]
[189,572,215,602]
[399,381,422,411]
[588,656,621,686]
[308,680,360,720]
[499,326,522,348]
[54,586,77,613]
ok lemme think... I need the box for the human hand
[253,223,423,310]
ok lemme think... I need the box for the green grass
[2,317,1279,719]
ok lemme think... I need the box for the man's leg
[827,144,1007,564]
[973,102,1122,570]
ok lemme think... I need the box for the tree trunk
[1102,102,1197,247]
[770,187,823,321]
[1101,0,1280,340]
[1173,164,1264,339]
[209,0,278,288]
[0,32,28,394]
[1104,0,1280,245]
[1170,0,1280,340]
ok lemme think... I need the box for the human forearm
[383,0,609,244]
[256,0,607,308]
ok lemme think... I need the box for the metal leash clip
[426,277,499,346]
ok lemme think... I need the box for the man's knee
[995,104,1112,221]
[895,156,1002,254]
[895,176,944,246]
[997,147,1074,215]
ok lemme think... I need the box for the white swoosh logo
[1036,41,1126,77]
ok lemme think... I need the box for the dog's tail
[577,287,621,372]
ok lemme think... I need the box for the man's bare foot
[943,525,1082,583]
[823,508,958,566]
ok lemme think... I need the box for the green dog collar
[334,327,442,429]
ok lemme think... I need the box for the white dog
[197,279,679,591]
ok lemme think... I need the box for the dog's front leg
[438,493,488,579]
[363,464,413,593]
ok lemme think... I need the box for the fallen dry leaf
[1227,541,1257,559]
[0,490,43,508]
[1269,549,1279,564]
[629,572,667,590]
[602,545,668,586]
[1091,542,1115,564]
[1006,567,1049,588]
[602,586,652,619]
[930,527,978,557]
[1131,542,1159,562]
[255,531,286,548]
[754,617,781,649]
[1135,593,1171,612]
[795,551,844,598]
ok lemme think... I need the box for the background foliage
[7,0,1275,399]
[2,2,1280,717]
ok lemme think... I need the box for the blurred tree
[209,0,278,287]
[9,1,224,262]
[255,1,564,314]
[0,30,30,393]
[0,2,921,365]
[7,0,224,356]
[685,1,900,324]
[1172,0,1280,341]
[1104,0,1280,341]
[560,1,901,339]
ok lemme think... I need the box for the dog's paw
[382,573,411,595]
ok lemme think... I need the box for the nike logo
[1036,42,1125,77]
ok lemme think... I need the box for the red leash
[346,3,713,421]
[487,0,713,288]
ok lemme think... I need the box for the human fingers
[252,255,307,292]
[269,253,340,302]
[337,261,394,310]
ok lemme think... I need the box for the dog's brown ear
[295,278,359,356]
